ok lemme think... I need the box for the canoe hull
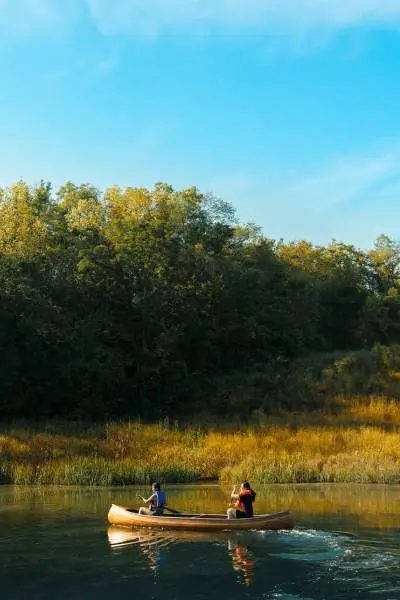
[107,504,294,531]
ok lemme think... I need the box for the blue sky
[1,1,400,248]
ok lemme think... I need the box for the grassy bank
[0,396,399,486]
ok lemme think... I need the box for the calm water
[0,484,399,600]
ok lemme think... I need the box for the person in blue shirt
[138,482,167,515]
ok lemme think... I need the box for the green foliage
[268,345,400,411]
[0,180,400,419]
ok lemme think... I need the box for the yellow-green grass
[0,396,399,485]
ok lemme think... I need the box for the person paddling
[227,481,256,519]
[138,482,167,515]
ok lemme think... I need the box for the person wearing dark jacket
[227,481,256,519]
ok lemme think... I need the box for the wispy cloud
[271,149,400,214]
[208,144,400,244]
[0,0,79,36]
[2,1,400,39]
[94,52,120,76]
[85,0,400,37]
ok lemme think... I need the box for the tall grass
[0,396,399,485]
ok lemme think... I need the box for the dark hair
[152,482,160,491]
[243,481,256,501]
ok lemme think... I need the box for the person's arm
[230,486,239,501]
[140,493,156,504]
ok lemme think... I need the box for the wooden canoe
[107,504,294,531]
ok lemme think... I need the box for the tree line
[0,180,399,419]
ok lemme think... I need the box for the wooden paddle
[164,506,181,514]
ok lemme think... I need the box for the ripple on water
[265,527,346,563]
[333,540,400,599]
[263,527,400,600]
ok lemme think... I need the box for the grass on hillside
[0,396,399,486]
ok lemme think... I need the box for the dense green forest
[1,180,400,420]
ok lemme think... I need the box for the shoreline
[1,399,399,486]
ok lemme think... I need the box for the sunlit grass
[0,396,399,485]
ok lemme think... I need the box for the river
[0,484,399,599]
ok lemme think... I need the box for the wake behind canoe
[107,504,294,531]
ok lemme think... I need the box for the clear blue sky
[1,1,400,248]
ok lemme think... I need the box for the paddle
[136,494,181,514]
[164,506,181,514]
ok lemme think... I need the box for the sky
[1,1,400,248]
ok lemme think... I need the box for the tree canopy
[1,180,399,419]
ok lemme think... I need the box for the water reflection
[228,535,254,587]
[2,483,399,532]
[1,484,399,600]
[108,526,255,587]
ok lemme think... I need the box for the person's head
[241,481,251,490]
[152,482,161,491]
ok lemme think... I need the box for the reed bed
[0,396,399,485]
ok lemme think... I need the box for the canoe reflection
[107,526,255,586]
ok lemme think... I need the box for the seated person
[138,482,167,515]
[227,481,256,519]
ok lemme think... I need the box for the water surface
[0,484,399,599]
